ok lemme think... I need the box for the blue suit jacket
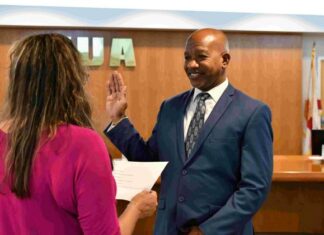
[105,84,273,235]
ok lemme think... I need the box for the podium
[254,155,324,234]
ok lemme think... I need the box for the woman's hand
[129,190,158,219]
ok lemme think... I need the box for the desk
[254,155,324,234]
[272,155,324,182]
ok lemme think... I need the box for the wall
[0,27,303,156]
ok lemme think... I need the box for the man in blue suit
[105,28,273,235]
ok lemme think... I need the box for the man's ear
[222,53,231,67]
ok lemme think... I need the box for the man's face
[184,35,227,91]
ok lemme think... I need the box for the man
[105,28,273,235]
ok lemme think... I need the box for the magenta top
[0,124,120,235]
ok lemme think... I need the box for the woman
[0,33,157,235]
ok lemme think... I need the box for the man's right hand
[106,71,128,123]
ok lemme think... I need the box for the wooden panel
[228,33,302,155]
[0,28,302,155]
[254,182,324,233]
[0,28,191,159]
[273,155,324,182]
[274,155,313,172]
[255,156,324,233]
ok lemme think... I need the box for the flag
[303,42,322,155]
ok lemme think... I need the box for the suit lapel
[185,84,235,164]
[176,89,194,164]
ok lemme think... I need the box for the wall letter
[77,37,104,66]
[110,38,136,67]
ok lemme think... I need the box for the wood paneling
[228,33,302,155]
[0,27,303,234]
[0,28,302,155]
[274,155,313,172]
[254,182,324,233]
[256,155,324,233]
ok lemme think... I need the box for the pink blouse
[0,124,120,235]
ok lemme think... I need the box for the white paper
[309,155,324,160]
[112,161,168,201]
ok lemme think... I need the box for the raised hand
[106,71,128,123]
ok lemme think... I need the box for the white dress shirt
[184,79,229,139]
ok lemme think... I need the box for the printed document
[112,160,168,201]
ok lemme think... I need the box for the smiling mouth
[188,71,202,79]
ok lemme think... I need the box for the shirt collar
[192,78,229,102]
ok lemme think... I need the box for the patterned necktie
[185,92,210,158]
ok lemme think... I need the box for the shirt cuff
[106,116,128,132]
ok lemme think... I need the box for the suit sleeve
[200,104,273,235]
[104,102,165,162]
